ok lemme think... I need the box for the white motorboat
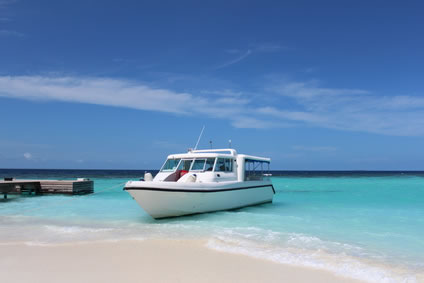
[124,148,274,219]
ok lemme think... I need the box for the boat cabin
[153,149,271,183]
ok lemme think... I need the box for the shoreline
[0,239,361,283]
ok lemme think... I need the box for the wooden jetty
[0,178,94,199]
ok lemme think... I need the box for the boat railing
[190,148,237,156]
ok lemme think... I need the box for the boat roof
[167,149,271,162]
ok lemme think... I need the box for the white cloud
[231,116,292,129]
[0,75,254,127]
[0,76,205,114]
[200,89,243,97]
[23,152,32,160]
[377,96,424,110]
[215,97,250,105]
[1,75,424,136]
[262,80,424,136]
[257,107,327,124]
[269,80,369,99]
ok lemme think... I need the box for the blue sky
[0,0,423,170]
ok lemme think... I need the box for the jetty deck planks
[0,179,94,198]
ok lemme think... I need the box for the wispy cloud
[0,76,205,114]
[0,29,24,37]
[0,75,251,126]
[1,75,424,136]
[262,79,424,136]
[0,0,20,37]
[257,106,327,124]
[216,49,252,69]
[23,152,32,160]
[269,80,369,99]
[217,43,284,70]
[200,89,243,97]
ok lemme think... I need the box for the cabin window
[215,158,233,172]
[245,159,270,181]
[205,158,215,171]
[226,159,233,171]
[178,159,193,171]
[191,159,206,171]
[161,158,181,171]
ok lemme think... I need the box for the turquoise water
[1,170,423,282]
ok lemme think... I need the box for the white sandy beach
[0,239,361,283]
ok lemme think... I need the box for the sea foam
[206,234,418,283]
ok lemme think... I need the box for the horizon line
[1,168,423,172]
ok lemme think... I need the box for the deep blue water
[1,169,423,282]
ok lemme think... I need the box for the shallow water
[1,169,423,282]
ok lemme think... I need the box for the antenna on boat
[229,139,232,148]
[194,125,205,150]
[209,140,213,149]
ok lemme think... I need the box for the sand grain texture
[0,239,361,283]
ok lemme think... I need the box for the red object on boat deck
[180,170,188,178]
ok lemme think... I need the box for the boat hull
[125,182,274,219]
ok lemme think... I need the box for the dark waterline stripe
[125,184,275,193]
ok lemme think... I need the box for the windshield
[205,158,215,171]
[178,159,193,171]
[191,158,216,171]
[191,159,206,171]
[160,158,181,172]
